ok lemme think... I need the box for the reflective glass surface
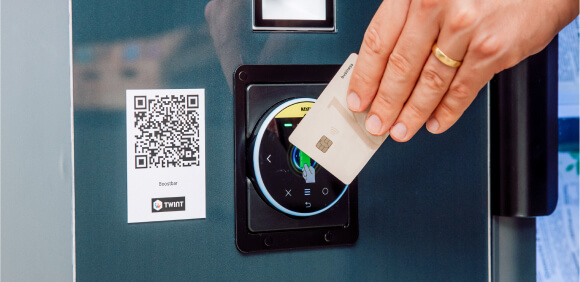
[73,1,489,280]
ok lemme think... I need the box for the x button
[285,189,292,197]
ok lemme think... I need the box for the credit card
[288,54,389,184]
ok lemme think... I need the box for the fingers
[347,0,410,112]
[426,52,494,134]
[388,55,458,141]
[349,0,569,142]
[388,8,475,141]
[427,23,505,134]
[364,2,441,136]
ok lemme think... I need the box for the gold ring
[432,43,462,68]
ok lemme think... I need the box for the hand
[302,164,315,183]
[348,0,579,142]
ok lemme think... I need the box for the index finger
[347,0,411,113]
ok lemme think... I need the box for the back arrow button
[266,154,272,163]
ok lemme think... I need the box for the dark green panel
[73,1,489,280]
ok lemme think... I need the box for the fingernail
[365,114,382,135]
[426,118,439,133]
[390,123,407,140]
[347,92,360,111]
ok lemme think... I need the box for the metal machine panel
[73,1,490,280]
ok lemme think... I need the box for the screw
[264,236,273,247]
[238,71,247,81]
[324,231,334,243]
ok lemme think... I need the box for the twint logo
[151,197,186,213]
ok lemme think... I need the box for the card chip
[316,135,333,153]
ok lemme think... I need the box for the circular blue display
[252,98,348,217]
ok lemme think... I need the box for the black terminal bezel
[234,64,359,253]
[253,0,335,32]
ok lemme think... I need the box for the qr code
[133,94,200,169]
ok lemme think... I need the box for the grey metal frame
[1,0,75,280]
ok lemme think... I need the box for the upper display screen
[262,0,326,21]
[253,0,335,31]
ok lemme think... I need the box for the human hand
[302,164,315,183]
[348,0,579,142]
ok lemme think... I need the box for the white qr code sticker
[126,89,206,223]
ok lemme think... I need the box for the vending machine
[70,1,558,280]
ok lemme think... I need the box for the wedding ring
[432,43,462,68]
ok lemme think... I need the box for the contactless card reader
[234,65,358,253]
[251,98,348,217]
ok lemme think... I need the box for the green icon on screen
[299,150,311,169]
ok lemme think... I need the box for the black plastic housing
[490,37,559,217]
[234,64,359,253]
